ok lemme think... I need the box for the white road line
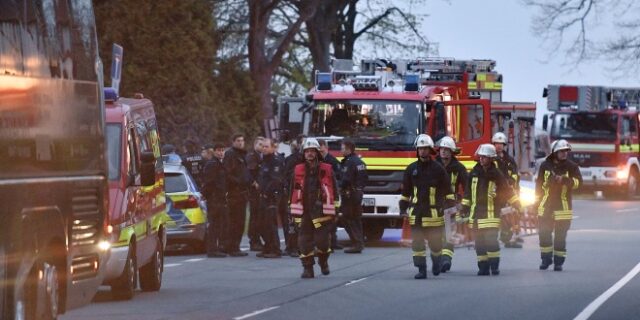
[615,208,639,213]
[574,261,640,320]
[184,258,205,263]
[345,277,368,286]
[233,306,280,320]
[164,263,181,268]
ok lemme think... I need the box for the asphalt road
[62,199,640,320]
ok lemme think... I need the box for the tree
[526,0,640,75]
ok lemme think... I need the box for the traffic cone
[400,216,412,247]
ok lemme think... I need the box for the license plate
[362,198,375,207]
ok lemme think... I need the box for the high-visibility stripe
[538,171,551,216]
[429,187,436,217]
[400,195,410,202]
[299,251,315,258]
[554,250,567,257]
[451,172,458,189]
[572,178,580,190]
[413,250,427,257]
[554,210,573,220]
[446,194,456,201]
[508,194,519,205]
[422,217,445,227]
[461,160,475,170]
[477,255,488,262]
[442,249,454,257]
[487,181,496,219]
[412,187,418,204]
[561,185,569,211]
[540,246,553,254]
[461,198,470,206]
[487,251,500,258]
[470,177,478,219]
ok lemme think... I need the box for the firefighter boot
[413,256,427,279]
[300,256,315,279]
[318,252,330,276]
[539,253,553,270]
[553,255,565,272]
[489,257,500,275]
[440,256,452,273]
[477,261,490,276]
[431,255,441,276]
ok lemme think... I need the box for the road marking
[233,306,280,320]
[345,277,368,286]
[164,263,181,268]
[574,261,640,320]
[184,258,205,263]
[615,208,639,213]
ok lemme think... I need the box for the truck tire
[139,236,163,292]
[111,243,137,300]
[364,225,385,242]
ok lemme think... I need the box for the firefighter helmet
[491,132,508,144]
[414,134,435,149]
[302,138,321,152]
[436,136,460,153]
[475,144,497,158]
[550,139,571,153]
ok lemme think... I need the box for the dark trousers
[411,226,443,267]
[206,202,229,253]
[297,214,331,258]
[278,195,295,251]
[342,193,364,248]
[538,215,571,265]
[260,195,281,253]
[475,227,500,262]
[248,193,262,245]
[227,193,247,252]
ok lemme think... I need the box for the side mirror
[542,88,548,98]
[542,114,548,131]
[140,152,156,187]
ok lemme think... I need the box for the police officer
[536,139,581,271]
[461,144,521,276]
[340,139,368,254]
[202,143,229,258]
[246,137,266,252]
[182,139,205,187]
[224,134,251,257]
[257,138,285,258]
[289,138,339,278]
[435,136,468,273]
[399,134,455,279]
[492,132,523,249]
[282,135,306,257]
[319,139,343,250]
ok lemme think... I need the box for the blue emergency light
[404,74,419,92]
[104,87,119,102]
[316,72,332,91]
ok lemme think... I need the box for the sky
[419,0,638,127]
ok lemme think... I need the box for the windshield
[551,113,618,141]
[106,124,122,181]
[310,100,423,149]
[165,172,189,193]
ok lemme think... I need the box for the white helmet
[491,132,508,144]
[436,136,459,153]
[302,138,320,151]
[414,134,435,149]
[475,143,497,158]
[550,139,571,153]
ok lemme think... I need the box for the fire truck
[541,85,640,199]
[276,58,494,240]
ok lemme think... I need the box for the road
[62,199,640,320]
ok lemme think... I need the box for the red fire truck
[541,85,640,199]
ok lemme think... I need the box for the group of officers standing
[177,128,581,280]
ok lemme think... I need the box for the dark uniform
[435,155,468,272]
[257,153,285,255]
[340,153,368,251]
[224,147,251,255]
[283,151,304,255]
[399,159,454,277]
[494,152,521,246]
[323,152,342,249]
[182,153,204,187]
[461,162,520,275]
[536,157,581,270]
[246,149,264,249]
[202,157,229,255]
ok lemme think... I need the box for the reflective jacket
[436,155,468,201]
[536,157,582,220]
[400,159,455,227]
[289,162,339,226]
[495,152,519,191]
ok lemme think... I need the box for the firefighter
[461,144,521,276]
[257,138,285,258]
[283,135,306,257]
[492,132,523,249]
[319,139,343,250]
[435,136,468,273]
[182,139,205,187]
[224,134,251,257]
[536,139,581,271]
[202,143,229,258]
[246,137,266,252]
[340,139,368,254]
[289,138,339,278]
[399,134,455,279]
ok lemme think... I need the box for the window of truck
[551,113,618,141]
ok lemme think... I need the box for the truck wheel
[139,236,163,292]
[41,262,59,320]
[111,244,136,300]
[626,170,638,200]
[364,225,385,242]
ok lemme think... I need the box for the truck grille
[70,188,101,247]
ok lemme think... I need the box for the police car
[163,161,208,252]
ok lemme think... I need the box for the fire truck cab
[542,85,640,199]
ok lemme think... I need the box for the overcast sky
[419,0,638,126]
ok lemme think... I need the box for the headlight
[616,169,628,180]
[519,186,536,207]
[97,240,111,251]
